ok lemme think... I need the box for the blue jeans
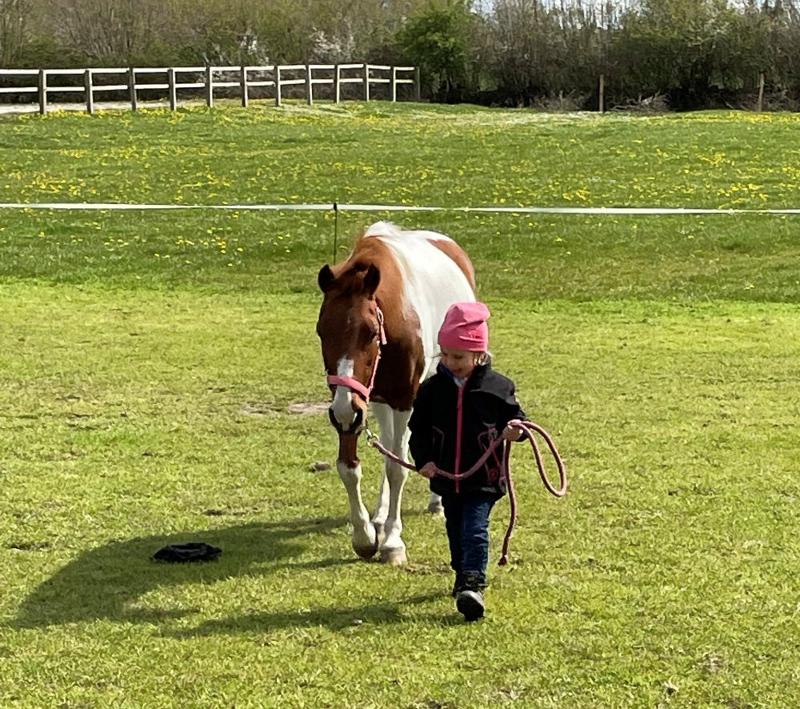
[441,492,498,588]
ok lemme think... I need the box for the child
[408,301,525,621]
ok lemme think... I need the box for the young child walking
[408,301,525,621]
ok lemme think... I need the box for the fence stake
[391,66,398,102]
[128,67,137,111]
[363,63,370,101]
[275,66,282,107]
[306,65,313,105]
[168,68,177,110]
[414,67,421,102]
[240,66,249,108]
[38,69,47,114]
[334,64,341,103]
[205,66,214,108]
[757,72,765,112]
[84,69,94,115]
[599,74,605,113]
[333,201,339,261]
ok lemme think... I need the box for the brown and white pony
[317,222,476,565]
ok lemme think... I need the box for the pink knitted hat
[438,301,490,352]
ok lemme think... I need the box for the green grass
[1,102,800,707]
[2,103,799,210]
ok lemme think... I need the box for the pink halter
[326,305,386,401]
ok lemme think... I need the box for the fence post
[38,69,47,114]
[84,69,94,115]
[168,68,177,110]
[128,67,138,111]
[363,63,370,101]
[306,64,313,105]
[275,65,282,107]
[599,73,605,113]
[205,65,214,108]
[240,65,249,108]
[757,72,765,112]
[414,67,421,102]
[391,66,398,102]
[334,64,341,103]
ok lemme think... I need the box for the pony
[316,221,476,565]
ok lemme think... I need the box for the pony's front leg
[370,403,394,544]
[380,457,408,565]
[374,406,411,566]
[337,434,378,560]
[372,472,390,546]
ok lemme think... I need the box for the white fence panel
[0,64,419,114]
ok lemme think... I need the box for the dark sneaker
[456,589,485,621]
[462,571,487,591]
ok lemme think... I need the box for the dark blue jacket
[408,362,526,497]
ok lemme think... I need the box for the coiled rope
[365,418,567,565]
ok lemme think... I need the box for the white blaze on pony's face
[331,357,357,429]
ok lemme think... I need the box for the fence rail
[0,63,421,114]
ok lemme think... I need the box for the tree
[609,0,744,109]
[396,1,477,101]
[49,0,164,64]
[0,0,30,65]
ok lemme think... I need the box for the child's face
[440,347,481,380]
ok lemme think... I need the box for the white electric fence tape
[1,202,799,215]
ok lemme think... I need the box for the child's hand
[502,424,524,441]
[418,462,439,479]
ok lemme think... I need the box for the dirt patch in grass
[286,401,328,416]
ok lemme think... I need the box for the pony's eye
[362,323,379,341]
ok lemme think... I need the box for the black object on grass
[152,542,222,563]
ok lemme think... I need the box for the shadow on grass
[165,591,460,638]
[11,516,349,629]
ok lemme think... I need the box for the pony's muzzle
[328,405,364,435]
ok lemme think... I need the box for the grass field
[1,102,800,707]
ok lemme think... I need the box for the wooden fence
[0,63,420,114]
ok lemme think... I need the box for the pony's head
[317,261,384,440]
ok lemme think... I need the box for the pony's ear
[318,265,335,292]
[363,264,380,296]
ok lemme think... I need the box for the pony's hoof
[426,501,444,516]
[353,541,378,560]
[380,547,407,566]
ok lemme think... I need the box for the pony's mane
[342,222,402,255]
[363,221,451,245]
[337,223,402,278]
[364,221,403,239]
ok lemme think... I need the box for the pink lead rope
[365,418,567,566]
